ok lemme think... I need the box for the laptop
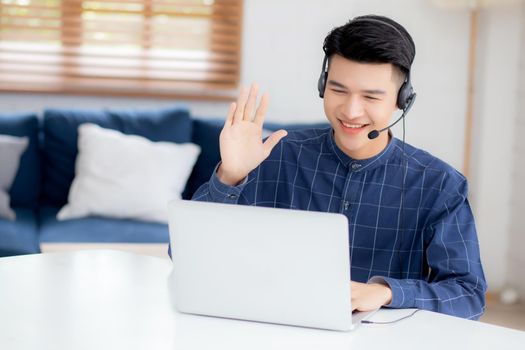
[167,199,375,331]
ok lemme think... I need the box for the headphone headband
[349,17,413,71]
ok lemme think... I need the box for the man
[192,15,486,319]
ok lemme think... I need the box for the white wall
[507,2,525,296]
[469,2,524,292]
[0,0,522,292]
[242,0,472,171]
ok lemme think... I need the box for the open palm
[218,84,287,186]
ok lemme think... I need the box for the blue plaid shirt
[192,127,487,320]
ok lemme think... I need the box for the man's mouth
[339,120,370,130]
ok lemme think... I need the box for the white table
[0,250,523,350]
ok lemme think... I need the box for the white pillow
[57,123,200,224]
[0,135,29,220]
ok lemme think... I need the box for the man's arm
[369,178,487,320]
[191,163,248,203]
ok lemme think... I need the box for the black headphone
[317,17,415,111]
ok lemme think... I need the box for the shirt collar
[325,128,397,172]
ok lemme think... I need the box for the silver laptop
[167,199,374,331]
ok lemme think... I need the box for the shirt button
[351,162,361,171]
[228,194,238,200]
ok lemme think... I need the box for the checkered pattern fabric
[192,127,487,319]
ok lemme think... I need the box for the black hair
[323,15,416,78]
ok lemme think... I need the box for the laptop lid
[167,200,354,331]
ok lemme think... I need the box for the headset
[317,17,417,140]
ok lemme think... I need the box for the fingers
[244,84,259,122]
[224,102,237,127]
[253,92,269,126]
[351,281,361,312]
[352,302,375,313]
[351,297,363,312]
[233,86,249,123]
[231,84,268,125]
[350,282,391,312]
[263,129,288,156]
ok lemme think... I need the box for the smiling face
[323,54,401,160]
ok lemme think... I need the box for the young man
[192,15,486,320]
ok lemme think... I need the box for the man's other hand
[351,281,392,312]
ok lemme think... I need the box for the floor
[480,299,525,331]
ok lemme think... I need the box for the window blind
[0,0,242,99]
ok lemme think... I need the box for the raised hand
[217,84,288,186]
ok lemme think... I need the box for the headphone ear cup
[318,55,329,98]
[397,81,413,110]
[318,71,327,98]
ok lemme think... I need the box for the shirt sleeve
[191,162,248,204]
[369,177,487,320]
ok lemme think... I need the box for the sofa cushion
[58,124,200,224]
[39,206,169,243]
[0,135,29,220]
[0,113,40,208]
[42,107,193,207]
[0,207,40,256]
[183,118,330,199]
[183,118,223,199]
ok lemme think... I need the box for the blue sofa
[0,107,327,257]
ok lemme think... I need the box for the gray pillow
[0,135,29,220]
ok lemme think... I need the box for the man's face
[323,55,400,160]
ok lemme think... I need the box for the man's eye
[364,96,379,100]
[331,89,346,94]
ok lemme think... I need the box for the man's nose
[343,96,364,119]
